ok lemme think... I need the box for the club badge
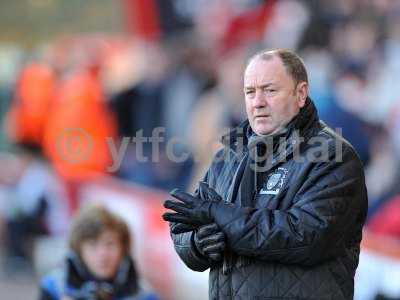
[259,167,288,195]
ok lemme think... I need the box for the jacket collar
[221,96,319,152]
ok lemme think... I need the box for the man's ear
[296,82,308,108]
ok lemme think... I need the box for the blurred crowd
[1,0,400,299]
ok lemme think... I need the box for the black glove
[163,182,248,234]
[193,223,225,262]
[169,222,197,235]
[197,181,223,202]
[163,182,232,230]
[163,185,216,228]
[168,182,222,234]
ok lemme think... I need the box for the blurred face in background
[244,55,308,135]
[80,230,124,280]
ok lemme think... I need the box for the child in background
[39,205,160,300]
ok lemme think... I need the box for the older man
[163,49,368,300]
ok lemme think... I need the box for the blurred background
[1,0,400,299]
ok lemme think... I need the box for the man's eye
[264,88,276,93]
[245,90,255,95]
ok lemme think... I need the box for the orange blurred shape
[43,70,117,181]
[7,62,56,146]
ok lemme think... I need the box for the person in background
[3,61,69,272]
[39,205,160,300]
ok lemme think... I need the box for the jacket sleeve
[170,171,212,272]
[213,145,368,266]
[171,230,211,271]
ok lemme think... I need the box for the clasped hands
[163,182,226,262]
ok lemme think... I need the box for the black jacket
[172,99,368,299]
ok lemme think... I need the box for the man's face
[244,56,307,135]
[80,230,124,280]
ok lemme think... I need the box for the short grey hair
[247,48,308,86]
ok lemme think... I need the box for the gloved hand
[169,222,197,235]
[168,182,222,234]
[163,188,213,226]
[163,182,249,234]
[197,181,223,202]
[163,182,238,233]
[163,182,221,228]
[193,223,225,262]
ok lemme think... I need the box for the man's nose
[253,89,266,108]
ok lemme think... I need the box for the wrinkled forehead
[244,55,286,86]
